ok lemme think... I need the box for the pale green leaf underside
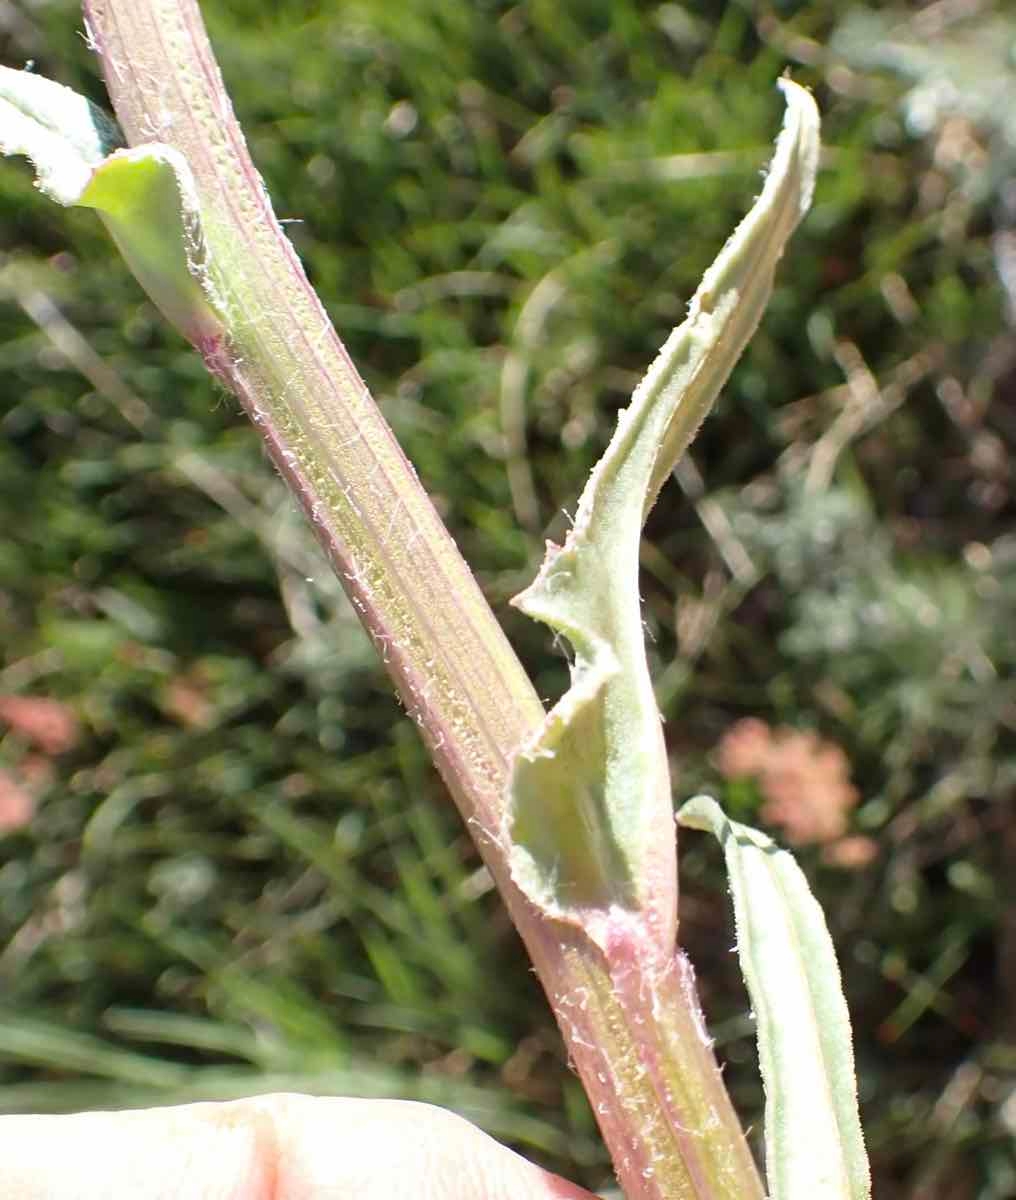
[507,81,820,950]
[677,795,871,1200]
[80,148,224,344]
[0,67,222,344]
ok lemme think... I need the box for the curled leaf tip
[776,78,821,221]
[0,65,122,204]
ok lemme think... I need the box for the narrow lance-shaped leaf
[0,66,223,346]
[677,795,871,1200]
[507,80,820,955]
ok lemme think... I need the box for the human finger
[0,1093,598,1199]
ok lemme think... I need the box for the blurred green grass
[1,1,1015,1195]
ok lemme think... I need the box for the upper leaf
[0,67,223,345]
[0,65,121,203]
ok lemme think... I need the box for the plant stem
[81,0,543,845]
[80,3,765,1195]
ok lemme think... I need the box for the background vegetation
[1,1,1014,1195]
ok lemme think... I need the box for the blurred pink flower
[714,717,772,777]
[823,835,879,869]
[716,718,866,859]
[0,694,80,756]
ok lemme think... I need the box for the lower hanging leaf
[677,795,871,1200]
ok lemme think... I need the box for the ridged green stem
[80,3,764,1195]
